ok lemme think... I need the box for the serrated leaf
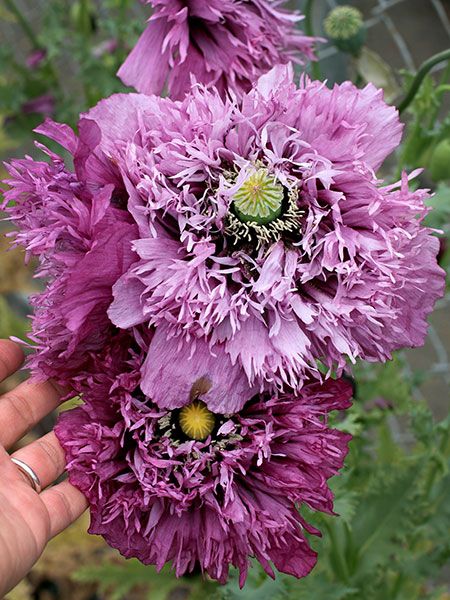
[286,575,358,600]
[338,412,363,436]
[333,491,360,524]
[74,561,174,600]
[218,567,286,600]
[354,357,413,412]
[350,463,424,581]
[74,560,217,600]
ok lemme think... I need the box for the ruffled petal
[117,20,172,96]
[141,325,258,413]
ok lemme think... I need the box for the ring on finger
[11,457,42,494]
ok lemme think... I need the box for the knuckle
[1,392,35,437]
[53,487,75,523]
[0,353,10,379]
[0,342,22,380]
[37,437,65,475]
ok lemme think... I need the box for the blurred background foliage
[0,0,450,598]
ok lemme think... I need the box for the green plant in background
[74,561,219,600]
[1,1,450,598]
[393,50,450,282]
[0,0,145,143]
[398,53,450,176]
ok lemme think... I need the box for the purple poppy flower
[55,351,352,586]
[2,120,138,383]
[3,67,445,411]
[2,111,256,405]
[26,48,47,69]
[22,93,55,117]
[92,65,443,402]
[117,0,317,99]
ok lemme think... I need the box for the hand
[0,340,88,597]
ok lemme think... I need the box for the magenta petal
[331,82,403,170]
[108,274,147,329]
[34,118,78,154]
[269,535,317,579]
[73,118,115,186]
[141,326,258,413]
[81,93,156,157]
[117,20,171,96]
[63,219,136,331]
[117,0,318,100]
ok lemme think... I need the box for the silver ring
[11,458,42,494]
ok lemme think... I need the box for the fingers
[0,340,24,383]
[40,480,88,538]
[0,341,87,540]
[10,432,65,490]
[0,379,65,449]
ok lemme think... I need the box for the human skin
[0,340,88,597]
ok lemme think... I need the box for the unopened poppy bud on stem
[324,5,365,57]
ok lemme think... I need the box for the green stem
[116,0,130,62]
[423,425,450,496]
[428,60,450,128]
[398,49,450,115]
[4,0,41,49]
[437,58,450,92]
[78,0,93,37]
[390,571,406,598]
[304,0,321,80]
[324,521,349,583]
[304,0,315,38]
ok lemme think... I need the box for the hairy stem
[78,0,93,37]
[304,0,321,80]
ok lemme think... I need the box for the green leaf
[74,560,217,600]
[355,48,400,103]
[287,575,358,600]
[333,491,360,525]
[424,183,450,230]
[350,463,424,581]
[218,566,286,600]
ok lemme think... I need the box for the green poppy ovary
[232,169,284,225]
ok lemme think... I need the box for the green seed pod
[232,168,284,225]
[324,6,366,57]
[429,139,450,183]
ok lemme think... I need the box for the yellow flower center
[179,400,216,441]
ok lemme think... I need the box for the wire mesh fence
[298,0,450,78]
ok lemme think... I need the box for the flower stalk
[398,49,450,114]
[303,0,321,80]
[4,0,40,50]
